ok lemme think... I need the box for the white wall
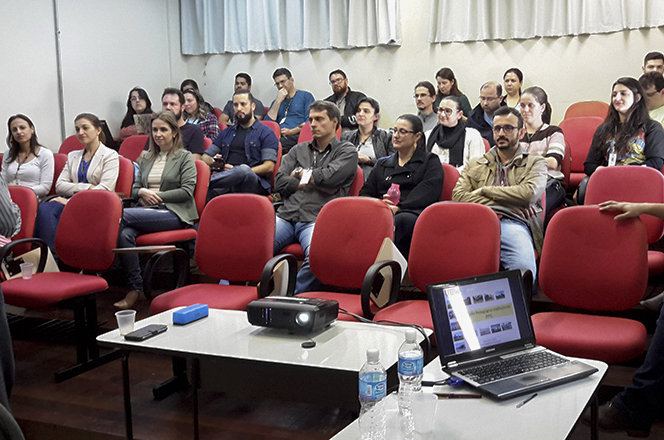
[2,0,664,152]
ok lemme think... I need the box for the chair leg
[73,304,88,364]
[85,296,99,359]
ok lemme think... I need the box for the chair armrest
[360,260,402,320]
[112,245,177,254]
[142,248,190,300]
[259,254,297,298]
[0,238,49,273]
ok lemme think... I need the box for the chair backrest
[585,166,664,244]
[195,194,275,281]
[297,122,342,144]
[540,205,647,310]
[218,121,228,132]
[483,137,491,153]
[55,191,122,271]
[213,108,222,119]
[558,116,604,174]
[271,142,282,189]
[118,135,149,162]
[349,166,364,196]
[440,163,459,201]
[204,137,213,150]
[8,186,38,255]
[561,141,572,188]
[564,101,610,120]
[409,202,501,290]
[58,135,83,155]
[309,197,394,289]
[262,120,282,140]
[48,153,68,196]
[193,160,211,219]
[116,157,134,197]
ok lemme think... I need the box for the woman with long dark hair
[433,67,472,116]
[502,68,523,108]
[119,87,154,141]
[183,88,220,141]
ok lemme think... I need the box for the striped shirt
[520,124,565,180]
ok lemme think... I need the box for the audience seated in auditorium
[518,86,566,214]
[324,69,366,132]
[584,77,664,178]
[360,114,443,259]
[3,114,54,201]
[179,79,214,113]
[119,87,154,142]
[35,113,119,260]
[265,67,315,153]
[453,107,546,283]
[433,67,472,117]
[142,88,205,161]
[426,95,484,173]
[202,89,278,200]
[588,200,664,437]
[114,112,198,310]
[339,97,394,181]
[502,68,523,109]
[465,81,506,147]
[642,51,664,75]
[219,73,266,125]
[183,87,220,141]
[414,81,438,140]
[639,72,664,127]
[273,101,357,294]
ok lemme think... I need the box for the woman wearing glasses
[426,96,484,172]
[3,114,54,201]
[360,114,444,258]
[119,87,154,142]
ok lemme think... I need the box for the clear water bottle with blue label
[398,329,423,437]
[358,348,387,440]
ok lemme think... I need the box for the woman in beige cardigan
[34,113,119,259]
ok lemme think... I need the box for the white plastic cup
[411,392,437,436]
[20,263,34,280]
[115,310,136,336]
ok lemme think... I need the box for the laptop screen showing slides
[427,270,598,400]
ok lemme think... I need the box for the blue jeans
[273,217,320,294]
[34,201,66,260]
[500,218,537,282]
[118,207,183,291]
[612,302,664,430]
[207,165,267,201]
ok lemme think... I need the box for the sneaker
[640,291,664,311]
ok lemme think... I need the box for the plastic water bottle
[359,348,387,440]
[386,183,401,205]
[398,329,423,438]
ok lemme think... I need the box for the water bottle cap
[405,328,417,342]
[366,348,380,362]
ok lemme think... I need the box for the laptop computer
[427,270,598,400]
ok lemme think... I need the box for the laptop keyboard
[457,351,568,384]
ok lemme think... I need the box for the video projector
[246,297,339,334]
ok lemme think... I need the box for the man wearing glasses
[465,81,506,147]
[266,67,315,153]
[414,81,438,140]
[324,69,366,132]
[639,72,664,128]
[453,107,547,288]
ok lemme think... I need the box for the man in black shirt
[324,69,365,132]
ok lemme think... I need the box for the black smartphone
[124,324,168,341]
[210,156,226,171]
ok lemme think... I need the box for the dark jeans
[0,287,13,411]
[394,211,418,260]
[612,303,664,430]
[118,207,183,291]
[34,201,66,260]
[280,135,299,154]
[207,164,267,201]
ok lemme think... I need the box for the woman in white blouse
[3,114,54,201]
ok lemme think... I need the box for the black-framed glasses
[492,125,518,134]
[392,128,415,136]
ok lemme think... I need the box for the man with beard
[142,87,205,160]
[465,81,506,147]
[202,89,279,200]
[413,81,438,140]
[453,106,547,284]
[324,69,365,132]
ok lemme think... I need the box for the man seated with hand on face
[202,89,278,201]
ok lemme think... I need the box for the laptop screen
[427,270,535,366]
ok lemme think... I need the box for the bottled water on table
[398,329,423,438]
[359,348,387,440]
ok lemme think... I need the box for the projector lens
[295,312,311,326]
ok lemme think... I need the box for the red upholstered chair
[297,122,342,143]
[440,163,459,201]
[48,153,68,196]
[372,202,501,331]
[118,135,149,162]
[561,141,572,189]
[7,186,38,257]
[213,108,222,119]
[262,120,282,141]
[558,116,604,190]
[584,166,664,277]
[204,137,212,149]
[532,206,648,364]
[563,101,610,120]
[288,197,399,320]
[483,137,491,153]
[218,121,228,132]
[149,194,277,314]
[115,157,134,198]
[0,191,122,381]
[58,135,83,154]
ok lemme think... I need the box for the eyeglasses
[392,128,415,136]
[329,78,345,85]
[479,96,500,103]
[437,108,456,116]
[492,125,518,134]
[130,97,143,102]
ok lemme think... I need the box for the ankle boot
[114,290,143,310]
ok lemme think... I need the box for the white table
[97,308,431,439]
[330,356,607,440]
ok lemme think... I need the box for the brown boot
[114,290,143,310]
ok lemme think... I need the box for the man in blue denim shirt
[202,89,279,201]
